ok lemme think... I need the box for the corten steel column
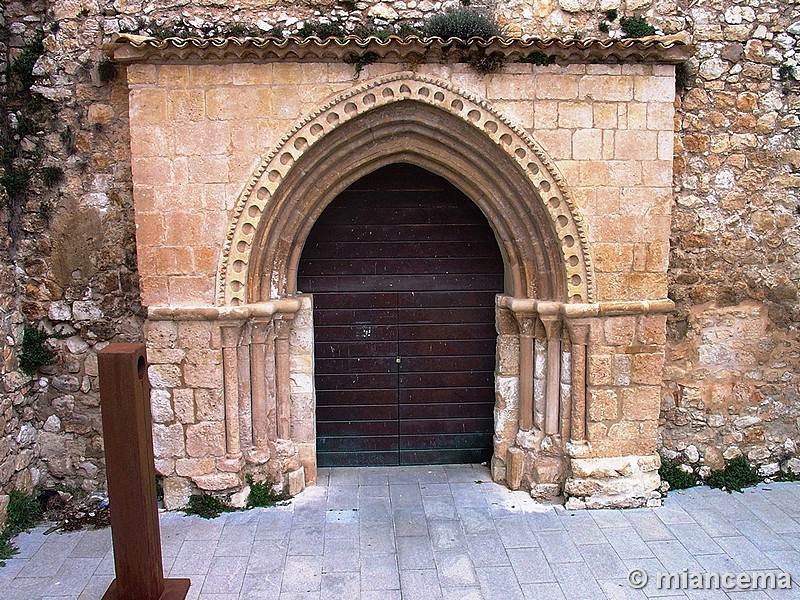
[98,343,190,600]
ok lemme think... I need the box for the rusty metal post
[98,343,190,600]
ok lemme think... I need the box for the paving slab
[1,469,798,599]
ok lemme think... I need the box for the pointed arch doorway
[298,163,504,467]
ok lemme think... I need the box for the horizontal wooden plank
[400,340,497,356]
[316,390,399,406]
[399,417,494,435]
[317,405,399,421]
[318,451,399,467]
[400,388,496,404]
[308,292,398,310]
[399,403,493,420]
[301,240,501,260]
[315,357,398,375]
[399,355,495,372]
[315,341,398,359]
[399,433,494,450]
[397,306,496,325]
[317,436,399,453]
[313,308,397,326]
[297,257,503,277]
[316,373,397,391]
[298,273,503,293]
[399,371,494,389]
[304,223,492,243]
[307,203,493,226]
[400,448,492,465]
[397,290,499,308]
[317,420,397,436]
[314,324,397,342]
[399,322,497,340]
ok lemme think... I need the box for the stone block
[177,321,213,348]
[166,90,205,122]
[130,89,167,125]
[127,64,157,85]
[533,101,559,129]
[603,317,636,346]
[151,389,175,423]
[183,361,223,389]
[535,75,580,100]
[175,457,216,477]
[614,130,658,161]
[534,129,573,160]
[192,472,240,491]
[162,476,193,510]
[172,388,195,423]
[154,458,175,476]
[558,102,594,128]
[195,387,223,421]
[572,129,603,160]
[287,466,306,496]
[147,348,186,364]
[185,421,226,457]
[157,65,191,88]
[152,423,185,459]
[578,75,633,102]
[0,494,9,530]
[620,386,661,421]
[565,454,662,508]
[593,102,618,128]
[630,353,665,385]
[588,388,619,421]
[587,354,613,385]
[148,364,182,389]
[634,76,675,103]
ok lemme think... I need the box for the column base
[564,454,662,509]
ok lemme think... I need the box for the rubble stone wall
[0,0,797,517]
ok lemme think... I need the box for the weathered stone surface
[152,423,185,458]
[192,472,240,491]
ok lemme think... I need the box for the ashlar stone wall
[122,51,678,507]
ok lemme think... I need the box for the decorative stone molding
[218,72,594,305]
[108,33,694,65]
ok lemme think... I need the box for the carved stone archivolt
[217,72,594,306]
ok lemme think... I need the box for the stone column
[515,314,537,432]
[274,315,294,440]
[566,321,591,445]
[220,323,243,459]
[249,318,273,457]
[539,312,562,436]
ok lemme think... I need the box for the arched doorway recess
[217,74,597,501]
[298,163,504,467]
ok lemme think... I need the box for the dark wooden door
[297,164,503,466]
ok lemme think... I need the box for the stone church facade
[0,0,798,516]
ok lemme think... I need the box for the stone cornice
[497,296,675,317]
[147,299,302,321]
[107,32,694,64]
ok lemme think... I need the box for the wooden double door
[297,164,504,466]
